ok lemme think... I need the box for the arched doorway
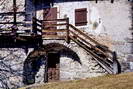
[23,43,81,85]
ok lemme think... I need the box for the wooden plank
[42,18,67,22]
[42,29,66,32]
[69,24,100,45]
[69,24,113,54]
[66,18,70,43]
[42,35,65,38]
[13,0,17,25]
[70,36,113,74]
[42,35,65,39]
[0,12,25,15]
[69,30,111,59]
[44,23,67,28]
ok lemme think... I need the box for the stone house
[0,0,132,89]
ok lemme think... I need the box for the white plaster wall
[91,0,132,55]
[53,1,105,35]
[50,0,132,56]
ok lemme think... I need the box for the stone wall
[43,40,106,81]
[0,0,132,89]
[0,41,106,89]
[35,0,132,71]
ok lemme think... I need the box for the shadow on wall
[27,0,104,11]
[23,43,81,85]
[0,49,24,89]
[131,3,133,53]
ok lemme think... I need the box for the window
[75,8,87,26]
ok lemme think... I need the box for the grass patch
[19,72,133,89]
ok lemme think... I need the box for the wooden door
[47,52,60,82]
[43,7,57,35]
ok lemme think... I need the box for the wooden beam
[0,12,25,15]
[66,18,70,43]
[42,18,67,22]
[42,35,65,39]
[42,29,66,32]
[13,0,17,25]
[70,36,113,74]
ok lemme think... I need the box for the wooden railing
[0,11,32,35]
[41,18,69,40]
[68,24,121,74]
[32,17,121,74]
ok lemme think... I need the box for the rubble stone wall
[0,0,132,88]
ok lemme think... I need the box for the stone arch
[23,43,81,85]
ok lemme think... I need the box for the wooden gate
[47,52,60,82]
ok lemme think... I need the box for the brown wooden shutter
[75,8,87,26]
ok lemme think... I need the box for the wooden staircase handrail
[41,18,67,22]
[69,30,112,59]
[68,24,113,54]
[68,23,121,74]
[32,17,121,74]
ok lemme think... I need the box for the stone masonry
[0,0,132,89]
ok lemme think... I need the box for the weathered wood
[42,18,67,22]
[69,30,111,59]
[42,35,65,39]
[13,0,17,25]
[66,18,70,43]
[0,12,25,15]
[69,24,101,45]
[70,36,113,74]
[42,29,66,32]
[69,24,112,54]
[44,23,67,28]
[112,51,121,74]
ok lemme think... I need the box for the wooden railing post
[13,0,17,26]
[32,17,37,35]
[112,51,121,74]
[66,18,70,43]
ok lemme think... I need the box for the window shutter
[75,8,87,26]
